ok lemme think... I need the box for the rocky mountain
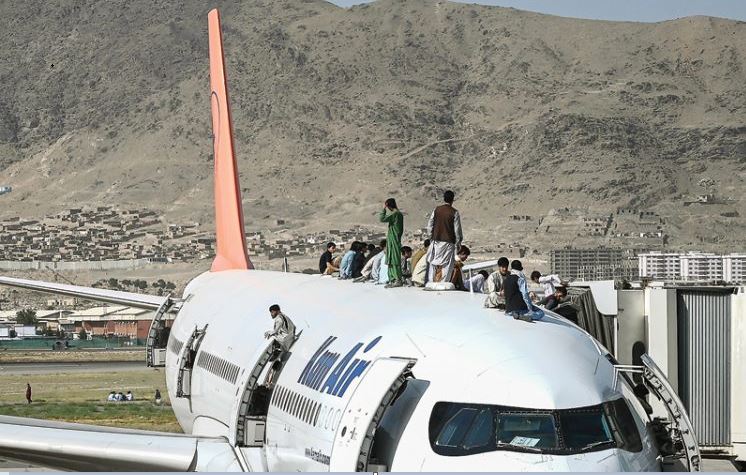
[0,0,744,250]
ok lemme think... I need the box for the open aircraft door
[615,353,701,471]
[329,357,416,472]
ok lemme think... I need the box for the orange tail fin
[207,9,253,271]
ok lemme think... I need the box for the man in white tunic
[354,240,386,283]
[264,304,296,352]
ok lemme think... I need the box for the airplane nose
[555,452,626,472]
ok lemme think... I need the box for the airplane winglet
[208,9,253,271]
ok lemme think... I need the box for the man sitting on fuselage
[504,260,545,323]
[484,257,510,308]
[538,285,568,311]
[450,245,471,290]
[339,242,358,279]
[319,242,338,275]
[354,240,387,283]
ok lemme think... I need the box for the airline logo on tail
[297,336,382,397]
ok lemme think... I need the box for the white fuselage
[164,269,661,471]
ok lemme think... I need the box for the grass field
[0,368,180,432]
[0,349,144,364]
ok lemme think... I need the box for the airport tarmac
[0,457,54,471]
[0,361,147,375]
[0,457,739,472]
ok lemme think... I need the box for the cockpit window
[463,409,494,449]
[558,407,613,451]
[497,413,558,449]
[436,408,480,447]
[429,399,642,456]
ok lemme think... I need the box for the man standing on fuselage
[426,190,463,283]
[379,198,404,288]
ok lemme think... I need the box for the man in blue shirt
[339,242,358,279]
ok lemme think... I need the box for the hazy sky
[328,0,746,23]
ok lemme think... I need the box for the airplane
[0,9,700,473]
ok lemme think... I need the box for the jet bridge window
[429,398,641,456]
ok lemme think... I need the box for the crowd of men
[107,390,135,402]
[318,190,570,323]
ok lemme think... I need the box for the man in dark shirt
[504,260,544,322]
[351,241,366,278]
[364,243,380,264]
[539,286,568,311]
[318,242,337,274]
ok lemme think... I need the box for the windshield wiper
[496,442,542,453]
[578,440,614,452]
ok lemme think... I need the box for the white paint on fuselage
[164,270,660,471]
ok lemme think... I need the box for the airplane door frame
[233,342,275,446]
[329,357,416,472]
[176,324,208,400]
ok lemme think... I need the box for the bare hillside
[0,0,744,251]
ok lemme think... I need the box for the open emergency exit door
[329,357,416,472]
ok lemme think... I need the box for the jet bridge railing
[614,354,701,472]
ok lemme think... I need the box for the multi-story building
[723,254,746,283]
[680,253,723,281]
[639,252,746,283]
[550,247,637,280]
[638,252,682,280]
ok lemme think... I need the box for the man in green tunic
[379,198,404,287]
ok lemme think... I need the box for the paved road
[0,361,148,375]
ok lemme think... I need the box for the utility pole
[45,265,76,285]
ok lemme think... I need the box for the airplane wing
[0,276,168,310]
[0,415,241,471]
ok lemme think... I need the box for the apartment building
[639,252,746,283]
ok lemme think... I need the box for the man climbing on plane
[264,304,296,388]
[264,304,296,352]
